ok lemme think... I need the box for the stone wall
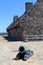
[8,28,23,41]
[7,0,43,41]
[23,35,43,41]
[25,2,33,12]
[37,0,43,2]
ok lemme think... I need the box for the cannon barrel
[18,46,29,53]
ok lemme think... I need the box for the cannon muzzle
[19,46,25,53]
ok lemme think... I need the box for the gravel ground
[0,35,43,65]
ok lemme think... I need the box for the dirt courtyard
[0,35,43,65]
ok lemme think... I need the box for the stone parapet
[25,2,33,12]
[13,16,19,22]
[37,0,43,2]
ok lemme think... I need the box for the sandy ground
[0,35,43,65]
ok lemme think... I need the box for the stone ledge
[23,35,43,41]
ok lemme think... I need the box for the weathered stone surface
[25,2,33,12]
[7,0,43,41]
[37,0,43,2]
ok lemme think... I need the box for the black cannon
[13,46,34,61]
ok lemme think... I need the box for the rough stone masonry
[7,0,43,41]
